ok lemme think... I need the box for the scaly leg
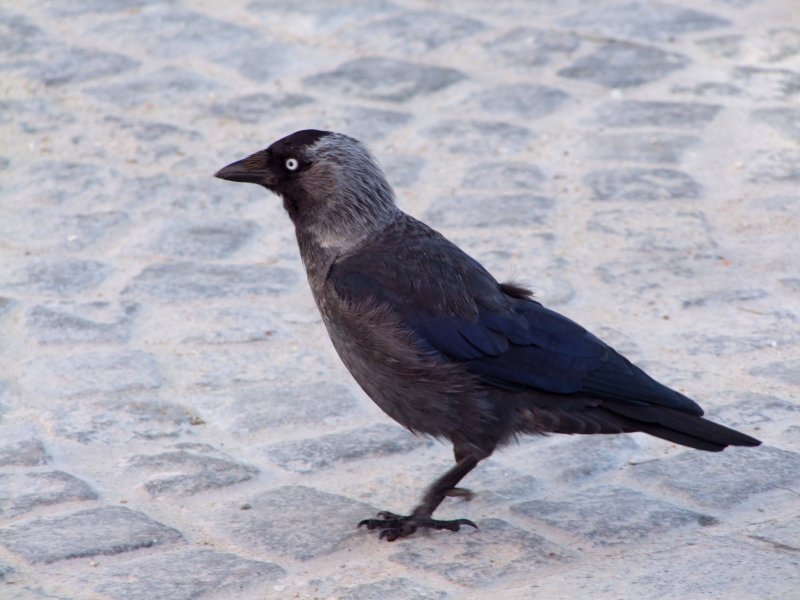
[359,456,480,541]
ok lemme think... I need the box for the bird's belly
[317,297,488,441]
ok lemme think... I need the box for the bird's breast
[315,285,491,441]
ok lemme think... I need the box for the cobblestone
[512,485,717,545]
[1,0,798,597]
[0,506,181,564]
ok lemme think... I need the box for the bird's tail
[606,403,762,452]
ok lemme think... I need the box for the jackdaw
[216,130,761,541]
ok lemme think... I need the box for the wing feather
[330,218,703,416]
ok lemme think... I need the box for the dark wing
[330,216,703,416]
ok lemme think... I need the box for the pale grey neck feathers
[302,133,400,250]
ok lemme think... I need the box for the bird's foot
[358,510,478,541]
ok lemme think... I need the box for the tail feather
[605,403,762,451]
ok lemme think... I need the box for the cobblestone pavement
[1,1,799,598]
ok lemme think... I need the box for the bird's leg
[445,444,477,500]
[359,456,480,541]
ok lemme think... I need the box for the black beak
[214,150,273,186]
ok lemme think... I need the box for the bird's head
[216,130,398,248]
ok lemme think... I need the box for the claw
[434,517,478,532]
[358,511,478,540]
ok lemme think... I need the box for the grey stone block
[0,381,8,421]
[461,460,539,505]
[9,46,138,86]
[94,549,285,600]
[0,297,14,319]
[0,98,75,134]
[587,208,715,253]
[128,449,258,497]
[676,66,800,101]
[0,430,49,466]
[584,168,702,201]
[671,80,742,97]
[335,577,447,600]
[153,219,260,259]
[764,27,800,62]
[426,120,533,155]
[631,446,800,507]
[18,210,131,252]
[626,536,800,598]
[710,393,800,430]
[0,559,14,581]
[382,154,426,188]
[461,162,545,191]
[0,209,130,255]
[3,586,75,599]
[756,27,800,62]
[0,471,97,518]
[87,67,220,108]
[213,42,300,81]
[226,485,373,560]
[752,107,800,142]
[595,255,697,287]
[265,423,430,473]
[0,506,182,564]
[592,100,722,128]
[590,133,699,164]
[684,331,800,356]
[46,0,174,16]
[12,258,113,295]
[55,398,200,443]
[233,382,361,431]
[103,116,202,143]
[21,351,162,398]
[389,518,569,586]
[512,486,716,545]
[732,66,800,99]
[750,149,800,183]
[304,57,466,102]
[747,517,800,552]
[424,195,554,228]
[560,2,730,41]
[9,161,112,206]
[559,42,689,87]
[749,360,800,386]
[27,301,139,344]
[0,8,47,55]
[695,33,744,59]
[467,83,568,120]
[780,277,800,291]
[124,262,298,300]
[178,306,282,345]
[484,27,580,68]
[332,106,413,142]
[682,288,768,308]
[126,174,252,212]
[248,0,396,28]
[712,0,756,7]
[209,93,314,124]
[357,10,487,51]
[523,435,640,483]
[166,346,320,390]
[92,6,261,59]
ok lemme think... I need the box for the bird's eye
[285,158,299,171]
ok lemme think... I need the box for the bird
[215,129,761,541]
